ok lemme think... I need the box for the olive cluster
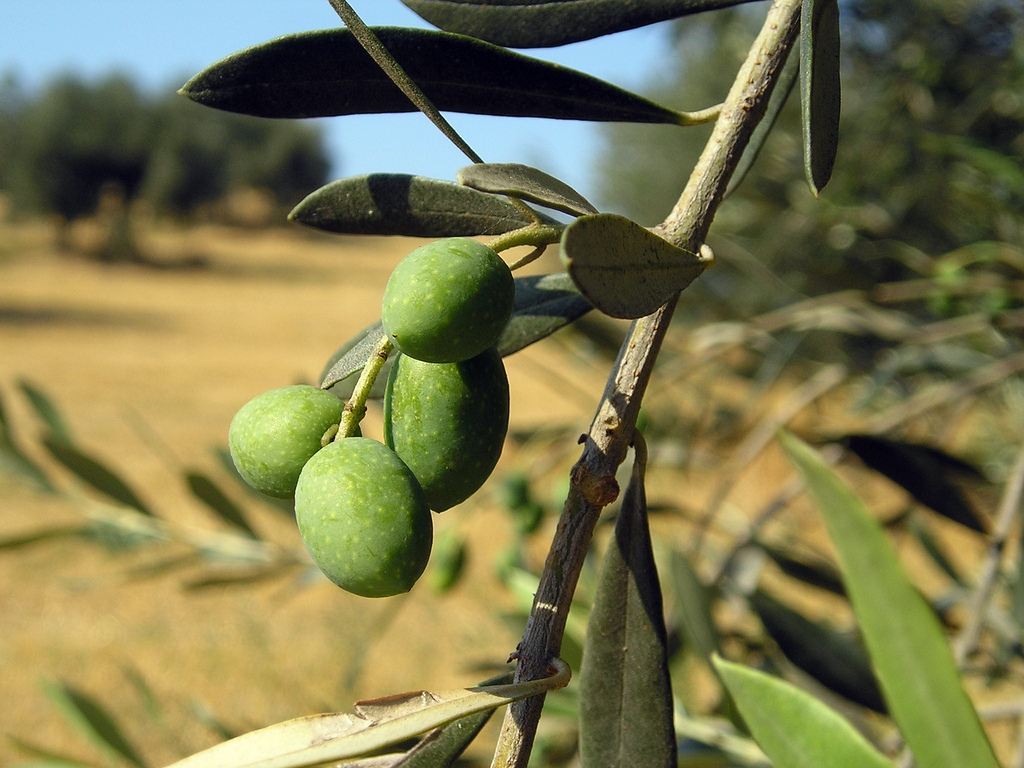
[228,238,513,597]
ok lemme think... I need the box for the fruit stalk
[336,334,394,439]
[489,2,804,766]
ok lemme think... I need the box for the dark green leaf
[800,0,841,195]
[780,432,1000,768]
[750,590,886,713]
[0,442,57,493]
[579,446,676,768]
[907,515,967,587]
[561,214,711,319]
[713,657,897,768]
[42,436,155,516]
[842,434,987,533]
[393,708,495,767]
[289,174,534,237]
[0,525,88,550]
[759,542,846,596]
[456,163,598,217]
[18,379,74,444]
[181,28,686,124]
[401,0,761,48]
[186,471,258,538]
[41,679,148,768]
[322,273,592,392]
[8,736,107,768]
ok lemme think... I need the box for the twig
[489,2,804,765]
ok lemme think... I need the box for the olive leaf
[18,378,74,444]
[401,0,761,48]
[800,0,841,195]
[164,661,569,768]
[456,163,598,218]
[185,470,259,538]
[321,274,592,393]
[758,541,846,596]
[561,214,712,319]
[8,736,108,768]
[42,435,155,516]
[41,679,148,768]
[181,28,687,125]
[289,175,534,237]
[578,440,676,768]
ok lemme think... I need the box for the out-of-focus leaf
[401,0,760,48]
[0,443,56,492]
[578,443,676,768]
[164,660,570,768]
[289,174,534,237]
[726,46,799,197]
[40,679,148,768]
[214,447,295,516]
[780,432,1000,768]
[8,736,106,768]
[758,542,846,596]
[181,28,687,124]
[713,656,896,768]
[561,214,712,319]
[670,549,722,668]
[184,564,298,590]
[456,163,598,218]
[429,529,467,594]
[42,436,154,516]
[750,590,886,713]
[18,379,74,444]
[186,471,258,538]
[907,514,967,587]
[800,0,841,195]
[323,274,592,393]
[0,524,88,550]
[842,434,987,533]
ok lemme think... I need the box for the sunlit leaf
[800,0,841,195]
[181,28,686,124]
[165,661,570,768]
[186,471,259,538]
[578,443,676,768]
[42,436,155,516]
[750,590,886,713]
[40,679,148,768]
[713,656,896,768]
[289,174,534,237]
[456,163,598,217]
[18,379,73,444]
[780,432,1000,768]
[561,214,711,319]
[401,0,761,48]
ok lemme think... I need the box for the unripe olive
[294,438,432,598]
[228,385,344,498]
[384,346,509,511]
[381,238,514,363]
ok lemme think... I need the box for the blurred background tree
[598,0,1024,322]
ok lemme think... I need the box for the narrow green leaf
[759,542,846,596]
[456,163,598,218]
[401,0,761,48]
[713,656,896,768]
[578,443,676,768]
[907,515,967,587]
[670,549,722,668]
[0,525,88,550]
[289,174,534,237]
[561,214,712,319]
[800,0,841,195]
[779,432,999,768]
[0,442,57,493]
[322,273,591,392]
[393,708,495,767]
[429,529,467,594]
[184,565,297,590]
[42,436,155,516]
[750,591,886,713]
[8,736,107,768]
[186,471,258,538]
[40,679,148,768]
[181,28,686,124]
[213,448,295,517]
[18,379,74,444]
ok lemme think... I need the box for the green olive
[384,346,509,511]
[295,438,432,598]
[381,238,514,363]
[228,385,344,498]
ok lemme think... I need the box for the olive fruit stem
[486,223,563,259]
[336,334,394,440]
[489,2,803,766]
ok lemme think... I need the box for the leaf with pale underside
[289,175,534,237]
[561,214,712,319]
[713,656,896,768]
[181,28,687,124]
[164,661,569,768]
[578,444,676,768]
[800,0,841,195]
[401,0,761,48]
[457,163,598,217]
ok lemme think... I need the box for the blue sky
[0,0,678,200]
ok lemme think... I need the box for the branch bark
[490,2,804,765]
